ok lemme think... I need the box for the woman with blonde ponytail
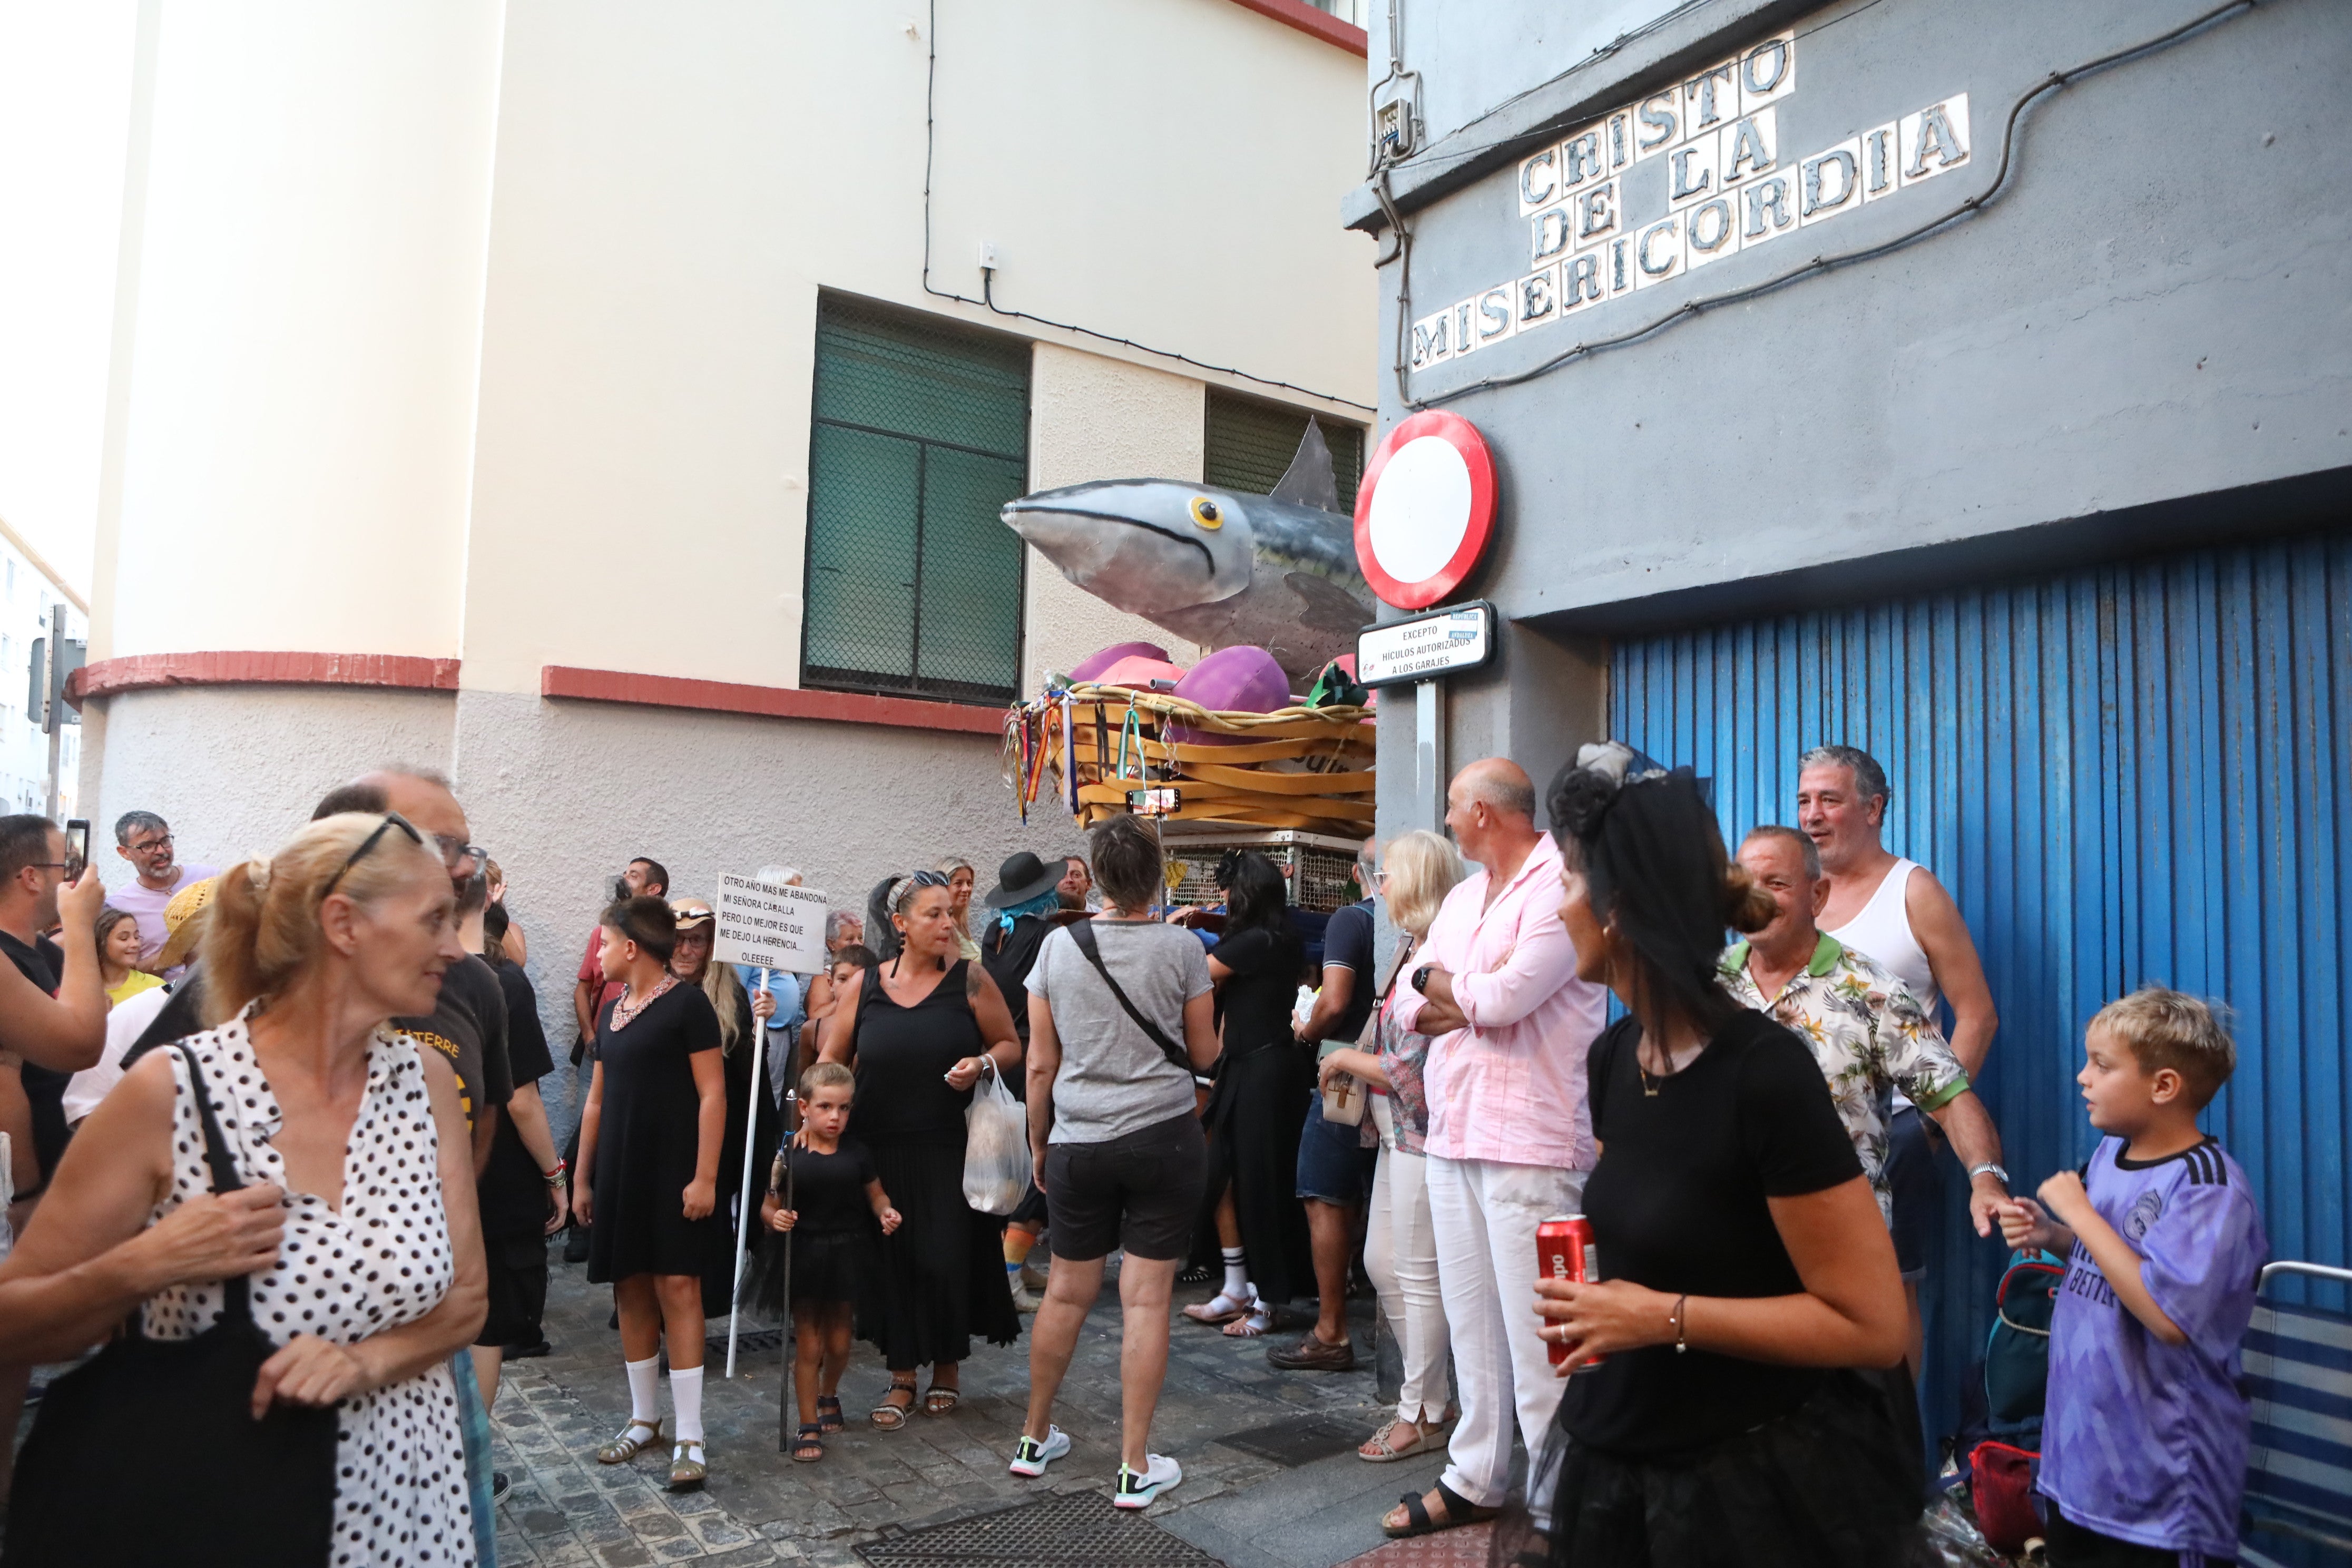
[1497,744,1920,1568]
[0,811,489,1565]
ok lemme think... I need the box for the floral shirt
[1373,950,1437,1154]
[1718,932,1968,1226]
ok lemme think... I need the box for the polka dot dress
[143,1012,474,1566]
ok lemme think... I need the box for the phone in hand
[63,819,89,880]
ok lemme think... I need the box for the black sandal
[1382,1480,1500,1539]
[791,1423,825,1463]
[816,1394,845,1435]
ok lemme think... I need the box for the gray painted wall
[1373,0,2351,626]
[1369,0,1687,149]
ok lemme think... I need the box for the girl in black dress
[1504,746,1924,1568]
[668,899,767,1317]
[820,871,1024,1427]
[748,1060,901,1463]
[570,895,728,1492]
[1184,851,1313,1339]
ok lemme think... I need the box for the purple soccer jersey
[2039,1135,2269,1560]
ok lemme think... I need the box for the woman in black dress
[1185,851,1313,1339]
[1504,745,1922,1567]
[571,895,728,1492]
[668,898,766,1316]
[820,870,1023,1427]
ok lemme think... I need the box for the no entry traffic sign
[1353,410,1497,610]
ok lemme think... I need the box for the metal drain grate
[855,1492,1223,1565]
[1214,1410,1368,1468]
[705,1328,784,1357]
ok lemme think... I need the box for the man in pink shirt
[1382,758,1607,1540]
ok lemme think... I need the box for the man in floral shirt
[1721,826,2012,1240]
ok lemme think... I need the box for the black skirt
[1496,1370,1932,1568]
[1197,1041,1316,1304]
[859,1140,1020,1369]
[739,1226,879,1315]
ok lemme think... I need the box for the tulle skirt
[738,1226,877,1315]
[1496,1371,1932,1568]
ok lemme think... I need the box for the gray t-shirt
[1026,919,1210,1145]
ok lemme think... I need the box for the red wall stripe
[540,665,1005,736]
[1224,0,1368,55]
[67,651,460,707]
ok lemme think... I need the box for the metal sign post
[723,966,769,1380]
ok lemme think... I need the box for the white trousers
[1426,1153,1588,1509]
[1364,1095,1451,1424]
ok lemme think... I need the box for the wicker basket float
[1003,681,1374,837]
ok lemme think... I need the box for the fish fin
[1268,419,1340,512]
[1285,571,1372,633]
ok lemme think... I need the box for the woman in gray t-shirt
[1011,815,1218,1510]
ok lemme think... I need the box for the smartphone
[63,819,90,880]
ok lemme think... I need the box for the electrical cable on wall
[917,0,1374,417]
[1378,0,2263,411]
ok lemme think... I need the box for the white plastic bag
[962,1062,1030,1216]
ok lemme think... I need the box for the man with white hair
[1384,760,1607,1539]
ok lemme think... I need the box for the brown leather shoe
[1266,1330,1355,1372]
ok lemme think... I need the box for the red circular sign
[1353,410,1497,610]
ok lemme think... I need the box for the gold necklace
[612,973,677,1031]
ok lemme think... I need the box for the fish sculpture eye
[1189,496,1222,530]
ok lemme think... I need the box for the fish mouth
[1001,503,1216,576]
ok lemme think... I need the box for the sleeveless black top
[847,958,984,1148]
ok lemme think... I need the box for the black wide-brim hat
[985,850,1064,908]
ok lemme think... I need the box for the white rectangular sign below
[1357,601,1497,688]
[713,874,829,971]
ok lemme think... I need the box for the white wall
[0,0,137,598]
[94,1,504,663]
[457,0,1375,697]
[84,685,457,871]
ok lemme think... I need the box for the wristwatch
[1967,1162,2009,1185]
[1411,964,1435,992]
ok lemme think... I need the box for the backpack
[1955,1249,2064,1555]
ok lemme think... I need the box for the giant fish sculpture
[1002,421,1375,681]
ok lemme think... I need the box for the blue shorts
[1885,1105,1938,1282]
[1295,1087,1376,1205]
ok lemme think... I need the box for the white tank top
[1824,857,1940,1015]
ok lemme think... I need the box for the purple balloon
[1171,645,1292,744]
[1069,641,1172,684]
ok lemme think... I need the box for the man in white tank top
[1798,746,2001,1383]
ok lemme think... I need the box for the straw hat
[152,875,221,971]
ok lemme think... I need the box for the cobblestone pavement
[489,1242,1452,1567]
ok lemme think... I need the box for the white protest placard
[713,874,828,971]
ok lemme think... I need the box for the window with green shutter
[803,297,1030,705]
[1203,391,1365,515]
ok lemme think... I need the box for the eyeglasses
[429,834,483,874]
[126,835,174,855]
[321,812,425,899]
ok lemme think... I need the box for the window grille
[803,297,1030,705]
[1204,391,1365,516]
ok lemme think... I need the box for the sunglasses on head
[321,813,425,899]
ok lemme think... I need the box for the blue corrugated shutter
[1611,528,2352,1442]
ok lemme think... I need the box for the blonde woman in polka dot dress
[0,811,488,1565]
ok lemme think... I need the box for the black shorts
[1044,1110,1205,1263]
[2045,1506,2230,1567]
[477,1233,550,1347]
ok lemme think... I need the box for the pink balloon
[1171,646,1292,745]
[1093,655,1188,690]
[1069,641,1173,684]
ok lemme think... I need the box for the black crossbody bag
[4,1045,338,1567]
[1067,921,1197,1077]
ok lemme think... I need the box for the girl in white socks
[571,895,730,1490]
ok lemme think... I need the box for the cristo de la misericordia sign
[1409,30,1971,368]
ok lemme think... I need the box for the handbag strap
[1067,921,1192,1075]
[172,1043,255,1328]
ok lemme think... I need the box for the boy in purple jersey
[1999,988,2268,1567]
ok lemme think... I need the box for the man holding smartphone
[103,811,217,972]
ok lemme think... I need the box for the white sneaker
[1009,1426,1071,1477]
[1112,1453,1182,1508]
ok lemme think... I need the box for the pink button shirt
[1390,832,1605,1170]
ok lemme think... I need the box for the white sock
[670,1365,705,1445]
[625,1356,661,1426]
[1221,1247,1248,1300]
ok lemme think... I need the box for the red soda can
[1537,1213,1602,1369]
